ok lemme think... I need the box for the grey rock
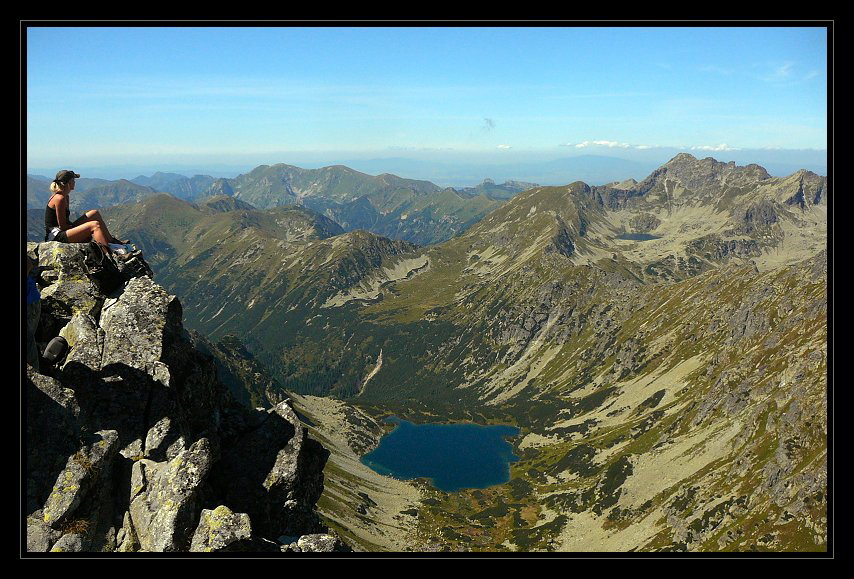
[50,532,86,553]
[24,241,344,553]
[115,511,140,552]
[34,243,104,339]
[296,533,351,553]
[628,213,661,233]
[144,415,183,462]
[26,369,82,514]
[211,400,329,538]
[99,276,180,373]
[42,429,120,528]
[129,438,213,552]
[685,234,761,261]
[189,506,252,552]
[59,312,104,366]
[26,512,62,552]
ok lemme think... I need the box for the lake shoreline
[360,416,521,493]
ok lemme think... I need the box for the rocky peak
[658,153,772,188]
[607,177,638,190]
[25,241,349,553]
[668,152,698,163]
[504,180,538,190]
[205,178,235,198]
[786,170,828,208]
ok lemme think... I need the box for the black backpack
[82,242,125,294]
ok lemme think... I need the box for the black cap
[55,170,80,184]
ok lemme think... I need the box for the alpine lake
[360,417,520,492]
[616,232,662,241]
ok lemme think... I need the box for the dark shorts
[46,228,69,243]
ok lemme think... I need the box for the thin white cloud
[563,140,659,150]
[563,141,742,152]
[496,144,512,149]
[691,144,739,152]
[571,140,633,149]
[760,62,795,83]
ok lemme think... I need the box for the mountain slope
[227,163,442,206]
[362,250,826,552]
[93,154,826,552]
[130,172,218,200]
[221,163,503,245]
[109,155,827,411]
[102,196,424,399]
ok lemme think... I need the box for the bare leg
[64,220,111,246]
[72,210,120,243]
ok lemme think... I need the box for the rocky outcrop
[783,171,827,210]
[685,234,762,261]
[649,153,771,193]
[545,224,576,258]
[25,241,348,553]
[628,213,661,233]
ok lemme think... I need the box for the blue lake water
[360,417,520,492]
[617,232,662,241]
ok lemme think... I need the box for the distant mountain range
[27,164,534,245]
[28,147,826,188]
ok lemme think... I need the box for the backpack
[82,242,125,294]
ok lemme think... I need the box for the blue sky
[25,25,828,180]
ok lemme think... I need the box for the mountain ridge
[24,152,828,552]
[28,163,520,246]
[95,152,828,411]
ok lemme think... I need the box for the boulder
[189,505,252,552]
[129,438,213,552]
[42,429,120,528]
[24,242,343,553]
[210,400,330,538]
[296,533,351,553]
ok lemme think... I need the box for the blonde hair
[50,179,73,194]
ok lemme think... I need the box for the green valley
[78,153,827,552]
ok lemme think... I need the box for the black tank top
[45,194,70,234]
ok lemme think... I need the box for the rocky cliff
[25,241,349,554]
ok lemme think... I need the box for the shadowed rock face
[25,241,347,553]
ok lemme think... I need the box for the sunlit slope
[402,250,827,552]
[300,250,827,552]
[104,154,827,415]
[101,154,826,552]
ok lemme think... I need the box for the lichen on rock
[25,242,347,553]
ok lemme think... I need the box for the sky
[24,24,829,183]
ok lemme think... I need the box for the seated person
[44,170,128,251]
